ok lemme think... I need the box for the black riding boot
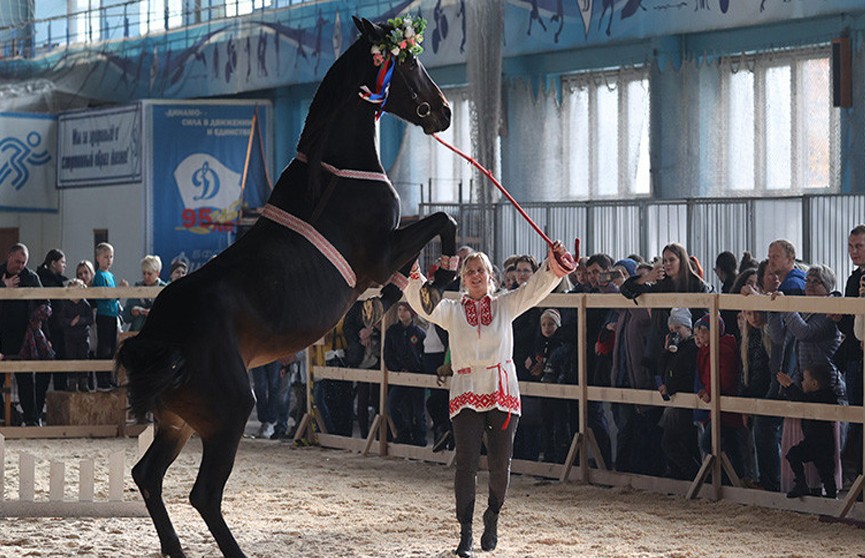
[454,523,473,557]
[481,507,499,551]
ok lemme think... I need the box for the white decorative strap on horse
[295,152,390,184]
[260,204,357,288]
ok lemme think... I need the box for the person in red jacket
[694,314,745,479]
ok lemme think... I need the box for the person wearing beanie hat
[657,307,700,479]
[694,314,725,337]
[667,307,692,331]
[540,308,561,329]
[614,258,638,279]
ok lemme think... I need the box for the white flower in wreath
[391,46,401,56]
[371,44,382,55]
[404,25,415,39]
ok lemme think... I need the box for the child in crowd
[657,308,700,480]
[92,242,127,390]
[528,309,568,463]
[694,314,745,479]
[527,309,563,381]
[385,301,427,446]
[58,278,93,391]
[777,363,840,498]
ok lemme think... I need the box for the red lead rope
[432,134,576,273]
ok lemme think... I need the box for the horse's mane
[297,36,372,177]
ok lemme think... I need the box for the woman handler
[405,241,570,557]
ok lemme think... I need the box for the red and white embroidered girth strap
[260,154,393,288]
[295,152,391,184]
[260,203,357,288]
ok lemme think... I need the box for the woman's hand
[741,284,761,296]
[547,240,571,278]
[770,290,784,301]
[776,371,793,388]
[641,263,664,284]
[698,390,710,403]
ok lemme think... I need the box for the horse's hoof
[362,297,384,328]
[419,283,442,315]
[433,267,457,290]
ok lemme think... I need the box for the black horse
[117,17,456,558]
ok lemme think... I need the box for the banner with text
[149,102,271,273]
[57,105,142,187]
[0,112,57,211]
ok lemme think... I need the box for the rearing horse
[117,17,456,558]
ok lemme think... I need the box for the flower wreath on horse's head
[359,16,427,118]
[371,16,426,66]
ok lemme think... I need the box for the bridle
[394,60,433,119]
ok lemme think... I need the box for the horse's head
[354,16,451,134]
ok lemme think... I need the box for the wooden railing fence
[298,290,865,521]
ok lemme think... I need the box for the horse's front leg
[363,212,457,325]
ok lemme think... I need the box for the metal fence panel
[753,198,803,264]
[809,195,865,284]
[420,193,865,287]
[590,204,641,260]
[646,202,688,261]
[691,201,750,291]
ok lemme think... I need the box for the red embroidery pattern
[388,271,409,290]
[462,296,493,327]
[456,367,471,375]
[449,391,521,415]
[409,265,422,281]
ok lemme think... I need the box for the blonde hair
[95,242,114,256]
[64,278,86,289]
[140,254,163,274]
[460,251,495,296]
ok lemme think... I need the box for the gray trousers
[452,408,519,525]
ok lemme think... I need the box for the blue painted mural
[0,0,863,104]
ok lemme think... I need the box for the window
[71,0,100,43]
[225,0,273,18]
[561,68,651,199]
[425,88,473,203]
[722,48,838,192]
[389,87,474,204]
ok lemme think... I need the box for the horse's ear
[354,16,385,44]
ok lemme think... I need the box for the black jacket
[0,264,46,354]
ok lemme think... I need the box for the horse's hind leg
[132,411,194,558]
[189,383,255,558]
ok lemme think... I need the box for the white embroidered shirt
[404,260,561,418]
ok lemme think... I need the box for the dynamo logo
[0,132,51,190]
[174,153,241,211]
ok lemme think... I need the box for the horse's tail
[116,336,188,421]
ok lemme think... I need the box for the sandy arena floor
[0,436,864,558]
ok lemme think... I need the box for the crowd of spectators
[0,242,191,427]
[4,227,862,502]
[309,228,865,501]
